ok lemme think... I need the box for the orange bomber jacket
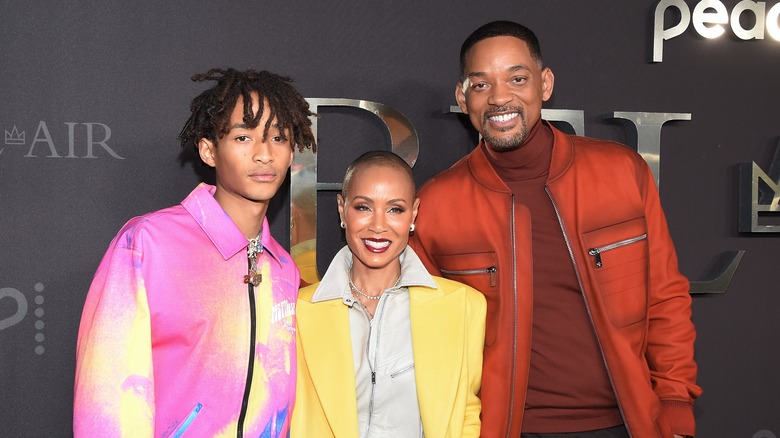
[410,123,702,438]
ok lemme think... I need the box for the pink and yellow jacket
[74,183,299,437]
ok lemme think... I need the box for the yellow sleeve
[462,287,487,437]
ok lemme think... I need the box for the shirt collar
[311,245,438,304]
[181,183,283,264]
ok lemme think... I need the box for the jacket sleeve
[638,161,702,436]
[462,288,487,437]
[73,229,155,437]
[409,191,443,277]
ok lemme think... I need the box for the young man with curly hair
[74,68,316,437]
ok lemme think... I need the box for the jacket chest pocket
[582,218,649,328]
[433,251,498,346]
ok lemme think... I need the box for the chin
[247,190,278,202]
[485,132,526,151]
[355,256,394,271]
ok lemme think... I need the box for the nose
[253,139,274,164]
[487,82,513,107]
[368,210,387,233]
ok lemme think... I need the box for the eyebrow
[228,122,284,131]
[352,195,408,204]
[466,64,531,79]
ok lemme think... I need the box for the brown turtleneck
[483,120,623,433]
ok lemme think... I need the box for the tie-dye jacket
[74,183,299,438]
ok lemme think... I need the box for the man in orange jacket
[410,21,701,438]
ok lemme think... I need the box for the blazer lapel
[410,286,464,437]
[297,298,359,437]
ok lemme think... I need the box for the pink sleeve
[73,231,155,437]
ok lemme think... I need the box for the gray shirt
[311,246,437,438]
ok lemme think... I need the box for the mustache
[483,106,525,118]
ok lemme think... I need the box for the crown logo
[739,143,780,233]
[5,126,25,145]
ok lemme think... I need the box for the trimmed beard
[481,107,528,152]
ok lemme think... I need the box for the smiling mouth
[363,239,391,253]
[488,112,519,123]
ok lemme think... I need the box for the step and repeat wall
[1,1,778,436]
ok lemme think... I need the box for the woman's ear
[337,194,346,224]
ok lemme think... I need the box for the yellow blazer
[291,276,486,438]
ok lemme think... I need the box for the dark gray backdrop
[1,1,778,436]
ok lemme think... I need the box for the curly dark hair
[178,68,317,153]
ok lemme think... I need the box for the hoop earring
[340,221,346,229]
[410,224,415,233]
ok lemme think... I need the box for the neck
[213,189,269,239]
[484,119,553,182]
[350,262,402,295]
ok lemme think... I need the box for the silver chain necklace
[348,275,401,301]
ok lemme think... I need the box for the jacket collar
[310,245,438,304]
[467,121,574,189]
[180,183,284,265]
[546,122,575,184]
[466,141,512,193]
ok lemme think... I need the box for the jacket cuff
[657,400,696,437]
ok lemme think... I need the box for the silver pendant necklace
[243,230,263,287]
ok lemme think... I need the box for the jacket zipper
[588,234,647,268]
[236,255,259,437]
[390,363,415,378]
[367,295,422,438]
[364,293,387,436]
[170,403,203,438]
[507,195,518,438]
[545,187,631,437]
[440,266,497,287]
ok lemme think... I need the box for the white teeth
[489,113,518,123]
[364,240,390,249]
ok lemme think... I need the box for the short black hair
[178,68,317,153]
[460,21,544,79]
[342,151,415,198]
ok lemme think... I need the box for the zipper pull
[487,266,497,287]
[588,248,602,268]
[371,371,376,385]
[245,234,263,286]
